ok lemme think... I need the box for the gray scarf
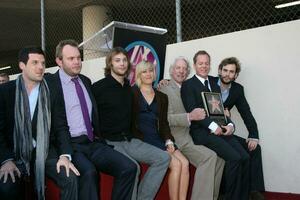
[13,75,51,200]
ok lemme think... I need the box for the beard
[219,74,234,85]
[111,67,127,77]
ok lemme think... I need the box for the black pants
[71,136,137,200]
[0,159,77,200]
[0,162,26,200]
[191,130,250,200]
[46,158,78,200]
[234,135,265,192]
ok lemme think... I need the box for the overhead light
[275,1,300,8]
[0,66,11,71]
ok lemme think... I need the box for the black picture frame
[201,92,228,126]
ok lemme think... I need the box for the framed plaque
[201,92,227,126]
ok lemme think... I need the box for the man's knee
[250,144,262,157]
[77,168,98,184]
[205,150,218,164]
[55,170,78,190]
[225,149,241,162]
[119,161,137,177]
[241,153,250,163]
[0,179,23,200]
[64,172,78,186]
[161,152,171,167]
[154,150,171,166]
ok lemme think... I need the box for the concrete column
[82,5,109,60]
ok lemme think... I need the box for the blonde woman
[132,61,189,200]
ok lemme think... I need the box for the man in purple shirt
[46,40,136,200]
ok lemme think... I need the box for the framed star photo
[201,92,227,126]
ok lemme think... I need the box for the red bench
[46,164,196,200]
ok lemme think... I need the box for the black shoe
[250,191,265,200]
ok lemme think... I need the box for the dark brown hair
[18,46,45,64]
[104,47,131,77]
[218,57,241,75]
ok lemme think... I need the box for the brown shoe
[250,191,265,200]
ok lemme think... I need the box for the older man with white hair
[160,57,224,200]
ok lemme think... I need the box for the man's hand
[0,161,21,183]
[157,79,170,90]
[166,144,175,153]
[213,127,223,136]
[224,108,231,117]
[56,156,80,177]
[221,125,234,136]
[247,139,258,151]
[189,108,206,121]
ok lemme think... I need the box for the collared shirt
[174,80,182,89]
[194,75,221,132]
[195,74,211,91]
[217,78,231,102]
[28,83,40,148]
[59,69,92,138]
[218,78,256,141]
[28,83,40,120]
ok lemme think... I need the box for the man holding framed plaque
[216,57,265,200]
[201,92,227,126]
[181,50,249,200]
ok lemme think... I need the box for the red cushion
[46,164,196,200]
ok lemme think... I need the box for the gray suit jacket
[159,79,192,148]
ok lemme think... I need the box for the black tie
[204,80,210,92]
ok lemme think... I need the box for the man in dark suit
[216,57,265,200]
[0,47,78,200]
[47,40,136,200]
[181,50,249,200]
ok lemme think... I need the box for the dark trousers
[234,135,265,192]
[46,158,78,200]
[71,136,137,200]
[0,163,26,200]
[191,130,250,200]
[0,159,77,200]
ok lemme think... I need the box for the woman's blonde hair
[135,60,156,88]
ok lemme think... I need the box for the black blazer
[0,80,46,163]
[212,77,259,139]
[131,86,175,142]
[45,71,103,155]
[181,75,231,133]
[0,81,18,163]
